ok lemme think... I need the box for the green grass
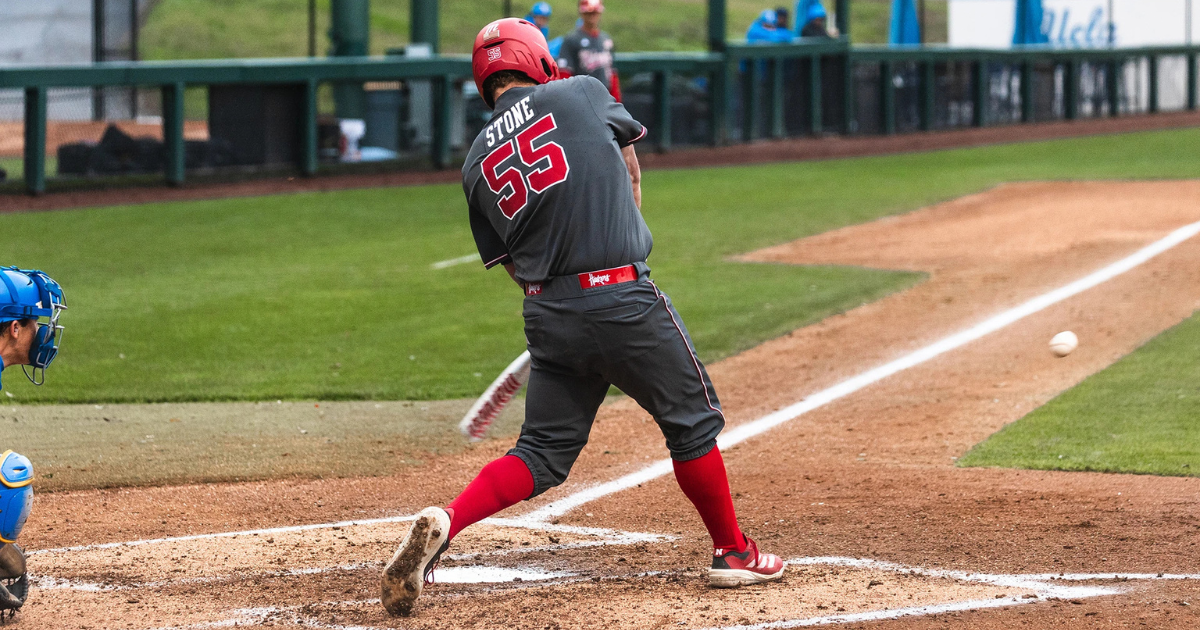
[3,399,527,491]
[0,156,64,184]
[0,164,920,403]
[0,157,20,181]
[4,127,1200,404]
[140,0,949,60]
[959,312,1200,478]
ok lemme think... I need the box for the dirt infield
[15,181,1200,628]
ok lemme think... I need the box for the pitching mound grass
[960,309,1200,477]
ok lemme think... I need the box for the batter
[380,18,784,617]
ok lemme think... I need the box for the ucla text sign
[949,0,1198,48]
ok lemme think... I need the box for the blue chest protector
[0,452,31,544]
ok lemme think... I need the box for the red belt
[524,264,638,296]
[577,264,638,290]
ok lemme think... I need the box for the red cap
[579,0,604,13]
[472,18,560,108]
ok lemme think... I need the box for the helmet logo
[483,22,502,41]
[487,47,502,61]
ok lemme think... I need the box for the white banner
[949,0,1200,48]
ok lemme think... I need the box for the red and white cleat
[708,537,786,588]
[381,507,451,616]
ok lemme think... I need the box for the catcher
[380,19,784,617]
[0,266,68,618]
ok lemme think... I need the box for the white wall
[0,1,96,121]
[950,0,1200,48]
[0,0,93,65]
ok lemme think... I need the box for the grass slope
[5,399,527,491]
[140,0,949,59]
[3,127,1200,404]
[959,311,1200,478]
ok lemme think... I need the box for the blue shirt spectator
[525,2,553,40]
[746,9,794,43]
[797,1,831,38]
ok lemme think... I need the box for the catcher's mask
[0,267,66,386]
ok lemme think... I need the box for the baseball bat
[458,350,531,442]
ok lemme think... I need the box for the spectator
[774,7,790,31]
[557,0,622,101]
[525,2,553,40]
[746,9,794,43]
[799,2,832,38]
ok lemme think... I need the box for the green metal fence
[1,42,1198,196]
[848,45,1199,135]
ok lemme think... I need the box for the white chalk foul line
[29,514,418,556]
[430,253,479,270]
[705,596,1038,630]
[519,219,1200,523]
[700,556,1200,630]
[30,513,671,592]
[787,557,1120,599]
[133,556,1200,630]
[31,513,667,557]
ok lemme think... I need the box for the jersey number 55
[482,113,571,220]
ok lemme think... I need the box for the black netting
[985,63,1022,125]
[666,73,714,147]
[622,72,713,149]
[1077,61,1112,118]
[95,0,150,121]
[1116,58,1150,114]
[781,58,814,137]
[1029,62,1063,122]
[820,56,848,134]
[932,61,974,130]
[852,61,881,135]
[893,61,920,133]
[730,60,773,142]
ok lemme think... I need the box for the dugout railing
[2,43,1198,196]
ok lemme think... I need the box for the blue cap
[806,2,827,20]
[758,9,778,25]
[530,2,552,17]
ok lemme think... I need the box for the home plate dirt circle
[26,516,1199,630]
[18,181,1200,629]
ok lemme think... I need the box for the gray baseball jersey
[463,76,650,283]
[556,29,617,93]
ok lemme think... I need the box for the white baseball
[1049,331,1078,357]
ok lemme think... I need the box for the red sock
[672,446,747,552]
[445,455,534,541]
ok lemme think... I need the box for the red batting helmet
[472,18,560,108]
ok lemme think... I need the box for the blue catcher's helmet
[0,452,31,544]
[0,267,66,385]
